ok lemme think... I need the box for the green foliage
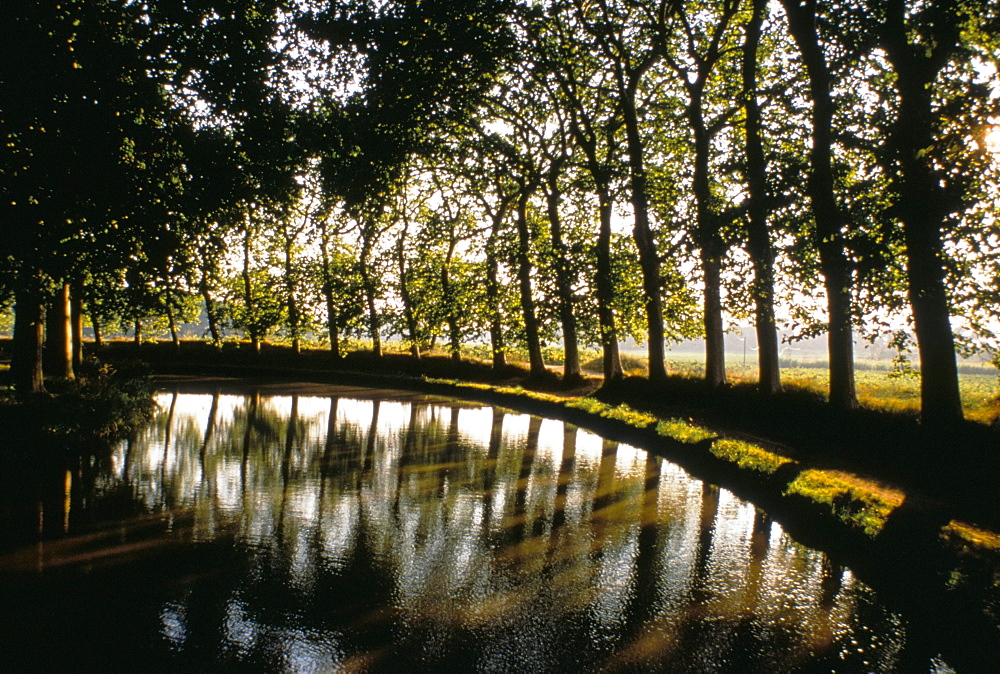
[298,0,517,205]
[0,0,191,285]
[4,0,1000,431]
[563,398,658,428]
[0,360,156,448]
[225,267,287,344]
[709,438,792,474]
[0,307,13,336]
[564,397,608,415]
[784,469,904,537]
[607,234,650,344]
[656,418,718,444]
[600,404,659,428]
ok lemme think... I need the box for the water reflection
[0,389,948,671]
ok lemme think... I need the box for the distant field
[657,352,1000,423]
[3,336,996,422]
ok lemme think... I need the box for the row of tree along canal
[3,0,999,431]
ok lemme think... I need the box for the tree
[570,0,671,381]
[526,3,627,380]
[877,0,998,427]
[657,0,745,388]
[778,0,861,410]
[298,0,516,208]
[740,0,782,395]
[314,210,365,359]
[355,204,390,357]
[425,177,480,362]
[474,78,552,378]
[279,184,320,354]
[446,138,521,370]
[228,210,287,352]
[391,183,427,359]
[494,24,587,382]
[538,101,585,382]
[1,0,191,396]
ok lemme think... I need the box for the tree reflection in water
[0,389,940,671]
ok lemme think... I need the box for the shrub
[709,438,791,475]
[784,469,904,537]
[0,358,156,452]
[656,418,717,444]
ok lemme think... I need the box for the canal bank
[67,337,994,663]
[4,384,969,671]
[135,363,1000,670]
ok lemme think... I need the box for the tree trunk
[396,236,421,359]
[133,318,142,350]
[359,221,382,358]
[781,0,858,410]
[908,264,963,427]
[485,208,508,371]
[881,0,964,428]
[595,182,624,381]
[322,281,342,360]
[689,91,728,388]
[545,171,582,383]
[91,312,103,348]
[443,234,462,363]
[564,102,623,381]
[241,227,259,353]
[201,285,221,348]
[319,223,343,361]
[284,242,301,355]
[326,298,341,360]
[622,91,667,381]
[363,280,381,357]
[46,282,74,380]
[742,0,782,395]
[702,253,728,387]
[824,268,858,409]
[360,258,381,358]
[70,289,84,369]
[514,188,546,378]
[12,283,46,398]
[165,289,180,351]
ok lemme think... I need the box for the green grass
[447,379,902,538]
[710,438,793,475]
[655,418,717,444]
[784,469,906,537]
[784,367,999,422]
[599,403,659,427]
[621,352,1000,423]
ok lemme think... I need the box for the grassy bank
[413,377,1000,647]
[66,338,1000,646]
[0,359,157,456]
[624,352,1000,422]
[98,340,999,524]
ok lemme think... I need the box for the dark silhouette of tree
[526,3,628,380]
[877,0,996,427]
[1,1,189,396]
[659,0,745,389]
[740,0,783,395]
[778,0,861,410]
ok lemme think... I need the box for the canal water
[0,386,958,671]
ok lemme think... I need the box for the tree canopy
[3,0,1000,428]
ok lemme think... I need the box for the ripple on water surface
[0,389,959,671]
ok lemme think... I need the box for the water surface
[0,386,955,671]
